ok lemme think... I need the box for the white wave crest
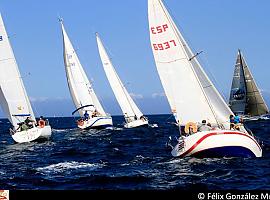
[36,161,104,173]
[52,129,73,133]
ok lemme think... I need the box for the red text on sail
[151,24,177,51]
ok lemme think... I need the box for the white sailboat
[60,20,113,130]
[229,49,269,120]
[96,33,148,128]
[148,0,262,158]
[0,14,52,143]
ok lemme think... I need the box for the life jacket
[77,119,84,126]
[38,119,46,128]
[184,122,198,134]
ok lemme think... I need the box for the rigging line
[120,79,138,119]
[247,72,259,114]
[157,58,186,64]
[200,52,229,102]
[19,71,36,122]
[31,101,39,121]
[0,58,13,62]
[189,51,203,61]
[87,80,106,115]
[96,95,110,116]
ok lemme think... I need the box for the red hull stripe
[180,132,261,157]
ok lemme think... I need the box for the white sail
[0,14,36,129]
[61,21,106,117]
[96,34,144,121]
[148,0,233,128]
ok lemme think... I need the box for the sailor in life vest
[38,116,46,128]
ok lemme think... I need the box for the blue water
[0,114,270,190]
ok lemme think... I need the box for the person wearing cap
[198,120,211,132]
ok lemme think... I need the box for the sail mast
[61,20,106,117]
[238,49,248,113]
[148,0,233,127]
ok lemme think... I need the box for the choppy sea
[0,114,270,191]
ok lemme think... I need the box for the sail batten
[0,14,36,129]
[148,0,232,128]
[96,34,144,122]
[61,21,106,117]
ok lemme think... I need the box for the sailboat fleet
[0,0,267,158]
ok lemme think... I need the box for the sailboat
[60,20,113,130]
[148,0,262,158]
[96,33,149,128]
[229,49,269,120]
[0,14,52,143]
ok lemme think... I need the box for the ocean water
[0,114,269,190]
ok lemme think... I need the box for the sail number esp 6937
[151,24,177,51]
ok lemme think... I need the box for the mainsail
[229,50,269,116]
[96,33,144,121]
[0,14,36,129]
[61,21,106,117]
[148,0,233,128]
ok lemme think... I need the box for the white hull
[11,125,52,143]
[124,119,149,128]
[78,116,113,130]
[171,130,262,158]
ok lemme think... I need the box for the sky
[0,0,270,117]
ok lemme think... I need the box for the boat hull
[11,125,52,143]
[124,119,149,128]
[171,130,262,158]
[78,116,113,130]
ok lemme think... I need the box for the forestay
[148,0,233,128]
[96,34,143,120]
[0,14,35,129]
[61,21,106,117]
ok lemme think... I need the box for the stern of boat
[11,127,42,143]
[39,125,52,139]
[124,119,149,128]
[78,116,113,130]
[171,130,262,158]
